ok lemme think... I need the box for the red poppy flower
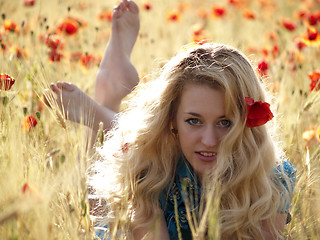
[9,46,26,59]
[295,38,307,50]
[243,9,255,20]
[0,73,15,90]
[245,97,274,128]
[257,59,269,76]
[309,70,320,91]
[191,23,204,36]
[80,53,98,68]
[4,20,18,32]
[261,48,269,57]
[166,9,181,22]
[23,115,38,131]
[99,10,112,22]
[281,19,296,31]
[307,26,318,41]
[24,0,35,6]
[45,34,64,50]
[143,2,152,10]
[297,10,305,19]
[272,44,279,58]
[306,13,318,26]
[57,18,80,35]
[300,26,320,46]
[48,50,63,62]
[212,5,226,17]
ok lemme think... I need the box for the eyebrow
[185,112,226,119]
[185,112,201,117]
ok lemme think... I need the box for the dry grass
[0,0,320,239]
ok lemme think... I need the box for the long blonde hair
[91,43,286,239]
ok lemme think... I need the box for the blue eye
[218,119,232,128]
[186,118,201,126]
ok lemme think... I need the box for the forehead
[177,84,225,115]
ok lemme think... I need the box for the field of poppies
[1,0,320,239]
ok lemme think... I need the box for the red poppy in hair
[245,97,274,127]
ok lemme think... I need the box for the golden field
[0,0,320,239]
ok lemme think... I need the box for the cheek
[177,126,188,146]
[216,127,230,141]
[177,126,199,149]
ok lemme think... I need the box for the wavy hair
[90,43,287,239]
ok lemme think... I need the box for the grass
[1,0,320,239]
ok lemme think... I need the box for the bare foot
[44,82,96,126]
[45,82,116,132]
[95,0,140,112]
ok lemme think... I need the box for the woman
[46,1,296,239]
[91,43,296,240]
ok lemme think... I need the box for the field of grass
[0,0,320,239]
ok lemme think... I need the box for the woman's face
[175,84,232,177]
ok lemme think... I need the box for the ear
[170,118,177,129]
[170,119,178,135]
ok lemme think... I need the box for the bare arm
[132,208,170,240]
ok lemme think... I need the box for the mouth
[199,152,217,157]
[195,151,217,162]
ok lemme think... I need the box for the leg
[44,0,140,127]
[95,0,140,112]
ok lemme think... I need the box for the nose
[201,126,219,148]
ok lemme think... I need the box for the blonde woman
[90,43,296,240]
[46,1,296,239]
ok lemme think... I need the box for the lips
[195,151,217,162]
[199,152,216,157]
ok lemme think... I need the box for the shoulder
[273,159,297,188]
[273,159,297,214]
[273,159,297,195]
[274,159,297,179]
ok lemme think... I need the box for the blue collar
[159,155,201,240]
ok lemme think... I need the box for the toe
[60,82,76,91]
[56,81,63,89]
[127,0,139,14]
[112,5,122,18]
[50,83,60,93]
[119,1,126,11]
